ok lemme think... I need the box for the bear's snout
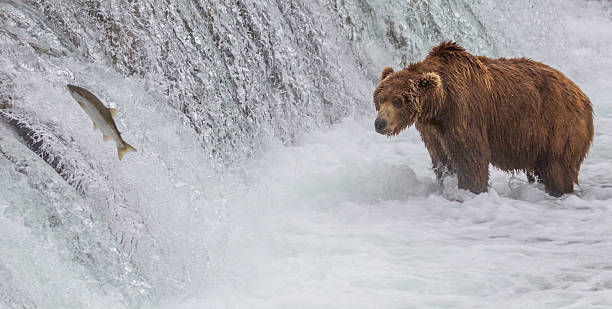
[374,117,387,134]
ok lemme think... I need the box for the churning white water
[1,0,612,308]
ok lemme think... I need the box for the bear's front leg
[417,123,454,183]
[452,144,490,194]
[457,165,489,194]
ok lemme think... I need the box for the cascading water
[2,0,612,308]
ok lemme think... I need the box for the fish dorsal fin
[108,108,117,119]
[93,122,98,131]
[102,134,111,141]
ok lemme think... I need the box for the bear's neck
[417,56,492,123]
[417,82,446,123]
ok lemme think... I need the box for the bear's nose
[374,117,387,133]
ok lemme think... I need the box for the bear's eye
[393,99,403,108]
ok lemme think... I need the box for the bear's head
[373,67,443,136]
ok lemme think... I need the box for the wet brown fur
[373,41,594,197]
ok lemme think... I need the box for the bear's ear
[417,72,441,91]
[381,67,394,80]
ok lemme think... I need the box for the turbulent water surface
[1,0,612,308]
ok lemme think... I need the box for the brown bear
[373,41,593,197]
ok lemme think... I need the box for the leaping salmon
[67,84,136,160]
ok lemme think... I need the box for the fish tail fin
[117,142,137,160]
